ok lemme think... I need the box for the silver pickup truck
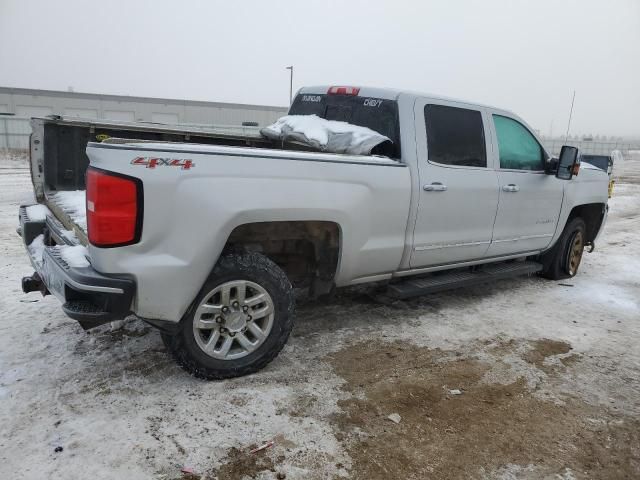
[19,85,609,379]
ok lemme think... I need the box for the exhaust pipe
[22,273,49,296]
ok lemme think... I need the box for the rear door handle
[502,184,520,192]
[423,182,448,192]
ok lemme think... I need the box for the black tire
[540,217,587,280]
[163,251,295,380]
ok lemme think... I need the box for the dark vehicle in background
[580,154,615,197]
[581,154,613,174]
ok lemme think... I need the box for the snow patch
[60,227,79,244]
[26,204,49,221]
[28,234,89,267]
[261,114,392,156]
[50,190,87,230]
[55,244,90,268]
[28,233,46,264]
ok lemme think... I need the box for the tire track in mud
[327,339,640,480]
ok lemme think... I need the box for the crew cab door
[485,113,564,256]
[410,100,500,268]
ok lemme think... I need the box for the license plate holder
[40,253,66,302]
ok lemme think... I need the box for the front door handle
[502,184,520,192]
[423,182,448,192]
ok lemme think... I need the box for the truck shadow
[65,274,544,386]
[293,274,543,337]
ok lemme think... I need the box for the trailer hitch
[22,272,50,296]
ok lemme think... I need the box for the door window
[493,115,544,170]
[424,105,486,167]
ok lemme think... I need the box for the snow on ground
[0,151,639,479]
[0,149,28,165]
[261,115,391,155]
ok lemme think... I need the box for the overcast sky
[1,0,639,137]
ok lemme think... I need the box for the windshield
[289,93,401,158]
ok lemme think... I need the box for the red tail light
[86,168,142,247]
[327,86,360,96]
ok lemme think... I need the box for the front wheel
[164,251,295,380]
[540,217,586,280]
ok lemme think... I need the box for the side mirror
[545,157,559,175]
[556,145,579,180]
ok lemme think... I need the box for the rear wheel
[540,217,586,280]
[164,251,294,379]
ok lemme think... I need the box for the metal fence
[541,137,637,157]
[0,116,30,152]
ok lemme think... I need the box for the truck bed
[30,115,395,244]
[28,116,293,242]
[30,116,270,202]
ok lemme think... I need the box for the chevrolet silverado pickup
[19,86,609,379]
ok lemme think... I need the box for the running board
[387,261,543,299]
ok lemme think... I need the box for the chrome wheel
[567,230,584,276]
[192,280,275,360]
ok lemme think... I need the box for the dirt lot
[0,153,639,479]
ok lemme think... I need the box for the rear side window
[424,105,486,167]
[493,115,545,170]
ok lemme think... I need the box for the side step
[388,261,543,299]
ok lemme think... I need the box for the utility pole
[564,90,576,143]
[286,66,293,105]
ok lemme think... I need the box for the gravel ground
[0,153,638,480]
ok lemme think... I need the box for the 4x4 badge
[131,156,194,170]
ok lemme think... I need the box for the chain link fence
[541,137,637,157]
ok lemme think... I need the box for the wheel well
[568,203,606,244]
[224,221,340,295]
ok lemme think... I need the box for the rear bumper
[19,205,135,329]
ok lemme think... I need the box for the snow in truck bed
[47,190,87,231]
[261,114,392,156]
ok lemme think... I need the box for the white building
[0,86,288,126]
[0,86,289,151]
